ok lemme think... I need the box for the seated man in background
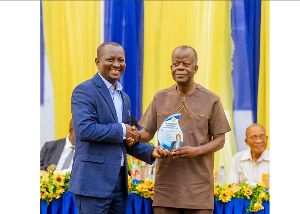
[40,119,75,173]
[229,123,270,185]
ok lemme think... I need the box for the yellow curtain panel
[42,1,100,139]
[257,1,270,150]
[143,1,237,174]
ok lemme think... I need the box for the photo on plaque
[158,113,183,151]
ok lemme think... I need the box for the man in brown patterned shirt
[138,45,231,214]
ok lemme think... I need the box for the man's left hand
[151,145,171,158]
[125,137,135,147]
[172,146,199,159]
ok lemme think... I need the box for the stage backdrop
[42,1,100,140]
[142,0,236,174]
[40,0,269,178]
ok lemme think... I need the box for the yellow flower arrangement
[256,181,266,188]
[219,189,232,203]
[214,182,270,213]
[229,184,240,197]
[128,176,155,200]
[40,188,48,199]
[40,170,49,178]
[144,177,154,186]
[144,192,153,199]
[214,187,219,196]
[263,190,270,201]
[242,187,252,199]
[40,170,71,205]
[259,192,265,199]
[252,203,264,212]
[41,170,270,213]
[128,175,132,191]
[147,183,154,192]
[53,173,65,186]
[48,193,58,199]
[56,187,65,195]
[137,183,147,193]
[40,175,49,184]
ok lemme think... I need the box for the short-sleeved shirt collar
[241,148,270,162]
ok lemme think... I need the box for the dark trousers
[75,166,127,214]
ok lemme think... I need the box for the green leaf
[49,185,54,194]
[239,183,248,188]
[220,183,227,189]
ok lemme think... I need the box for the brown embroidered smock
[139,84,231,209]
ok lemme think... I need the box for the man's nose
[112,60,120,67]
[177,63,185,70]
[256,138,263,143]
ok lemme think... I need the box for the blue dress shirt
[98,73,126,166]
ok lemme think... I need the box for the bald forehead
[172,47,194,58]
[246,124,266,137]
[172,48,196,64]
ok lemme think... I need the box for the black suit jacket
[40,138,66,170]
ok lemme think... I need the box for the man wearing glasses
[228,124,270,185]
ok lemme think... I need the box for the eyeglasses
[249,134,267,141]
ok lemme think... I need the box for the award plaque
[158,113,183,151]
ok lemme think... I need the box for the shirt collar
[241,148,270,162]
[98,73,123,92]
[259,149,270,161]
[66,135,74,148]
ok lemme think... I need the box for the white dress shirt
[98,73,126,166]
[228,148,270,184]
[56,135,75,173]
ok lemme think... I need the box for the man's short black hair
[97,42,123,58]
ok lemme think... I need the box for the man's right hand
[125,124,139,143]
[46,164,56,173]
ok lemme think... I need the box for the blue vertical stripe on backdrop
[231,1,253,111]
[105,1,144,122]
[40,1,45,105]
[244,0,261,123]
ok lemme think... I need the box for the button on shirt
[56,135,75,173]
[228,149,270,184]
[98,73,126,166]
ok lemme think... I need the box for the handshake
[124,124,141,147]
[124,124,170,158]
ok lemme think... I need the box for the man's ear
[245,139,250,146]
[194,65,198,74]
[95,58,100,68]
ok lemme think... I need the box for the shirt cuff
[121,123,126,140]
